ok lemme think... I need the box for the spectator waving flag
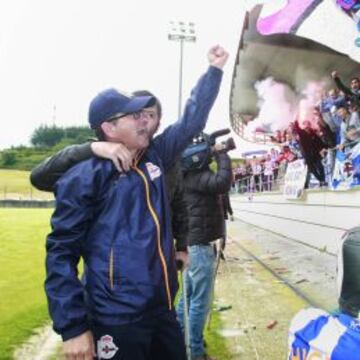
[288,308,360,360]
[332,144,360,190]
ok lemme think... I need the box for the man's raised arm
[331,71,352,97]
[153,45,229,169]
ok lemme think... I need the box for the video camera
[181,128,236,171]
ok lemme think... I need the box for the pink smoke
[244,77,297,139]
[298,80,327,130]
[244,76,329,138]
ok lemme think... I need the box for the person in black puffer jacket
[184,149,232,246]
[176,142,232,360]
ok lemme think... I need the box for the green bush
[2,151,17,166]
[0,148,52,171]
[0,124,96,170]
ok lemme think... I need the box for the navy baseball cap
[88,88,156,129]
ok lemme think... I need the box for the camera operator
[176,137,233,360]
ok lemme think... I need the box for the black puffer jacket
[183,152,232,246]
[30,143,188,251]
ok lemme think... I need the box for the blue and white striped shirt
[288,308,360,359]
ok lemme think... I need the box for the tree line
[0,125,95,170]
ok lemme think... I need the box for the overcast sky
[0,0,264,156]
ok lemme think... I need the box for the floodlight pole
[168,21,196,120]
[178,38,184,119]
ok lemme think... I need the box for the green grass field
[0,208,53,359]
[0,206,232,359]
[204,312,233,360]
[0,169,53,200]
[176,277,233,360]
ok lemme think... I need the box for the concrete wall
[231,188,360,255]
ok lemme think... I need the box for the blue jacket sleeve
[45,161,97,341]
[333,95,346,108]
[152,66,223,170]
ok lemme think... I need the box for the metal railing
[232,165,287,195]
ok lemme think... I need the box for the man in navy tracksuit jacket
[45,46,228,360]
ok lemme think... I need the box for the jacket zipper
[109,247,114,290]
[108,151,145,292]
[133,165,172,310]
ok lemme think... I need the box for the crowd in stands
[232,149,282,193]
[232,71,360,193]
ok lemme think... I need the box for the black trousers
[93,311,186,360]
[305,157,325,188]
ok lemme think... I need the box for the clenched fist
[63,330,96,360]
[208,45,229,70]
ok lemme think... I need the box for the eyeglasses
[107,110,153,122]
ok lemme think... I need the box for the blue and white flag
[288,308,360,359]
[331,143,360,190]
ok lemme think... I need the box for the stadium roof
[230,4,360,142]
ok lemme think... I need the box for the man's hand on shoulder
[63,330,95,360]
[91,142,134,172]
[208,45,229,70]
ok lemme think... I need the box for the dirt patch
[212,237,308,359]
